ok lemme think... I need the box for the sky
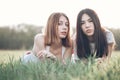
[0,0,120,28]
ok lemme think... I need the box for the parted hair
[76,8,108,58]
[44,12,72,47]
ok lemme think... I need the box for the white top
[46,46,65,58]
[21,46,66,63]
[71,29,116,62]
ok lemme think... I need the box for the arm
[107,43,115,60]
[32,34,45,55]
[24,34,43,55]
[96,30,116,63]
[96,43,115,64]
[32,34,57,60]
[106,30,116,60]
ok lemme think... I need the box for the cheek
[81,26,86,33]
[58,27,62,35]
[58,26,62,32]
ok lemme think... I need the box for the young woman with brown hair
[21,12,73,64]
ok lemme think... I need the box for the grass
[0,50,26,63]
[0,50,120,80]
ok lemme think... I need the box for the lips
[61,32,67,35]
[86,29,92,33]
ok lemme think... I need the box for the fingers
[36,50,57,61]
[37,50,46,59]
[95,58,104,64]
[25,51,31,54]
[46,52,57,61]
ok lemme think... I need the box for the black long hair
[76,8,108,58]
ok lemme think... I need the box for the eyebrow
[88,18,92,21]
[59,20,68,23]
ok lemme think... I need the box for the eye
[65,22,69,27]
[88,18,93,22]
[58,22,63,25]
[80,21,85,25]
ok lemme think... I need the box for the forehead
[81,13,91,21]
[59,15,68,22]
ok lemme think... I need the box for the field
[0,50,27,63]
[0,50,120,63]
[0,50,120,80]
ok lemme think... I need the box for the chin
[87,34,93,36]
[60,36,66,39]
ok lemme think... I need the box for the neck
[88,36,94,42]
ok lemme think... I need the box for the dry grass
[111,51,120,59]
[0,50,120,63]
[0,50,27,63]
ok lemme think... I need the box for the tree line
[0,24,120,50]
[0,24,43,50]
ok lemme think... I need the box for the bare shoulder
[32,33,45,52]
[34,33,44,40]
[104,29,116,44]
[34,33,45,46]
[34,33,44,42]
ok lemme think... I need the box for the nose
[63,24,67,30]
[85,22,90,27]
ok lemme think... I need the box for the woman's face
[58,15,69,39]
[81,13,94,37]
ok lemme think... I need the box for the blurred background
[0,1,120,79]
[0,0,120,50]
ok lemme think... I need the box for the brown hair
[44,12,71,47]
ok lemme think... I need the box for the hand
[25,51,31,55]
[95,58,104,64]
[37,50,47,59]
[45,52,57,61]
[37,50,57,61]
